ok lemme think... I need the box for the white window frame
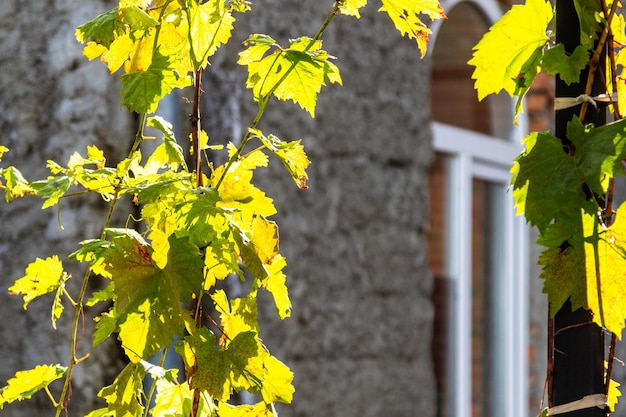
[429,1,531,416]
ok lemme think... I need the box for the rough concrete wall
[227,3,436,416]
[0,1,131,415]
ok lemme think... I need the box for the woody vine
[0,0,445,416]
[471,0,626,414]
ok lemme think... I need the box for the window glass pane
[428,153,452,417]
[471,179,505,417]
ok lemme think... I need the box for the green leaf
[511,131,588,233]
[378,0,446,57]
[250,128,310,188]
[185,0,235,69]
[569,117,626,196]
[574,0,602,49]
[469,0,552,115]
[238,35,342,117]
[0,365,66,409]
[118,5,159,39]
[30,176,71,209]
[542,44,589,85]
[121,50,192,114]
[76,8,123,48]
[178,329,260,401]
[86,230,204,361]
[8,256,68,311]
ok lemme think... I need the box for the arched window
[427,1,531,417]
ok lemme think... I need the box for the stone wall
[0,1,436,416]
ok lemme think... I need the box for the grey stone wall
[0,1,435,417]
[231,4,436,416]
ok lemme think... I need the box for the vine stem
[214,1,341,190]
[578,0,618,121]
[55,185,122,417]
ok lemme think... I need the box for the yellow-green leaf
[583,203,626,338]
[469,0,552,118]
[260,254,291,319]
[239,35,342,117]
[0,365,66,409]
[379,0,446,57]
[185,0,235,69]
[9,256,67,310]
[217,401,275,417]
[250,128,310,188]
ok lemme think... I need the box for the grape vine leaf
[538,223,586,316]
[250,128,310,188]
[0,145,8,160]
[213,290,259,340]
[574,0,602,49]
[8,256,67,312]
[379,0,446,57]
[469,0,552,119]
[339,0,368,17]
[258,254,292,319]
[98,363,145,416]
[185,0,235,69]
[609,378,621,412]
[582,203,626,338]
[120,50,192,114]
[542,44,589,85]
[2,166,34,202]
[511,131,588,233]
[178,329,260,401]
[145,116,188,172]
[217,401,275,417]
[238,35,342,117]
[85,230,203,361]
[0,365,66,409]
[260,355,295,403]
[568,117,626,196]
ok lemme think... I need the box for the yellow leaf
[124,33,154,73]
[9,256,67,310]
[120,0,152,8]
[217,401,275,417]
[0,365,66,408]
[584,202,626,338]
[378,0,446,57]
[103,32,135,73]
[339,0,368,17]
[83,41,108,60]
[260,355,294,404]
